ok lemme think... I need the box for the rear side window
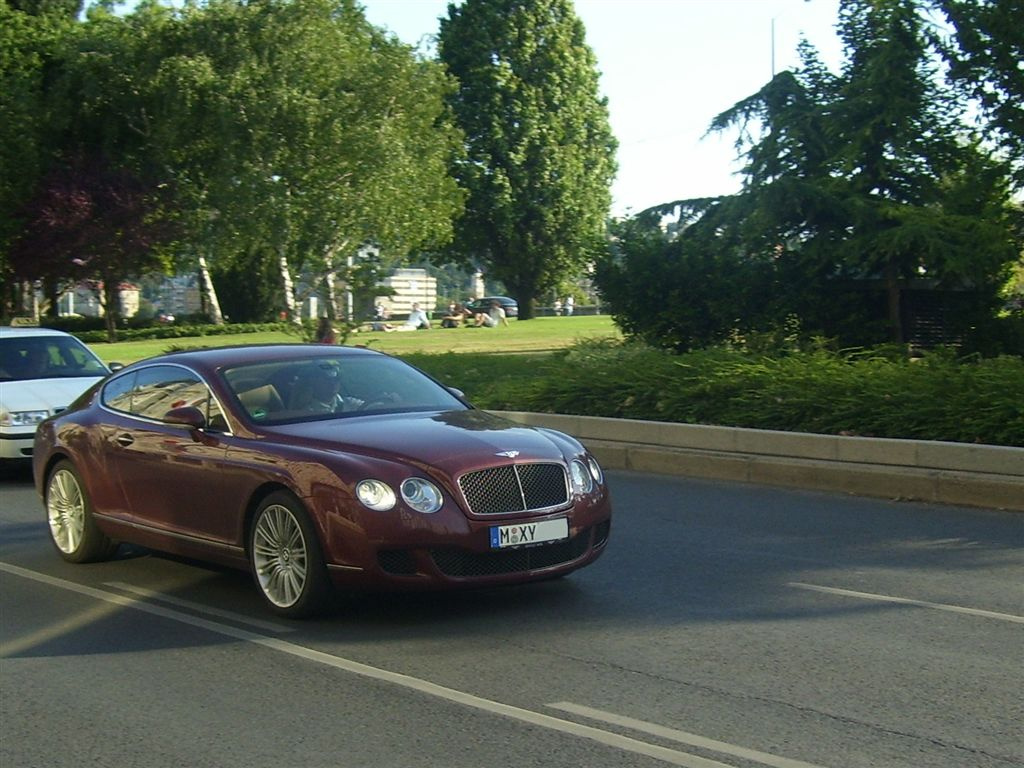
[102,371,136,412]
[102,365,227,430]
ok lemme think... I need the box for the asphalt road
[2,466,1022,768]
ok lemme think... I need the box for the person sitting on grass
[441,302,469,328]
[383,303,432,332]
[474,300,509,328]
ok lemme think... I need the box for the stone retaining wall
[494,411,1024,512]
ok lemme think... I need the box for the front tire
[249,492,331,618]
[46,460,117,563]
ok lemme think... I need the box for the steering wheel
[355,392,400,411]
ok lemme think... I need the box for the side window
[102,372,136,413]
[131,366,200,420]
[101,365,227,430]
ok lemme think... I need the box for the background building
[56,282,140,318]
[376,268,438,316]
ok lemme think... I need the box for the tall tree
[438,0,616,319]
[3,0,182,325]
[823,0,954,341]
[147,0,465,322]
[6,0,81,20]
[0,2,74,317]
[936,0,1024,188]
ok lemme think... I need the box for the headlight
[569,459,593,495]
[587,455,604,485]
[400,477,443,514]
[355,479,396,511]
[0,409,50,428]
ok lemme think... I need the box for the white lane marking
[1,561,736,768]
[104,581,293,634]
[549,702,830,768]
[789,582,1024,624]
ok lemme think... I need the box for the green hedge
[59,321,296,344]
[409,341,1024,447]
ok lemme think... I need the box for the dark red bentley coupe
[33,345,611,617]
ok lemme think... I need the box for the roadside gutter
[493,411,1024,512]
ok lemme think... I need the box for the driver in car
[293,365,364,413]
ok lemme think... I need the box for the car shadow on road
[4,470,1022,660]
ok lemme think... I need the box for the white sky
[360,0,845,216]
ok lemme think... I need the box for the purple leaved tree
[9,154,177,340]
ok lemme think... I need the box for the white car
[0,327,111,461]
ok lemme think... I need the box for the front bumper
[0,431,34,460]
[324,505,612,591]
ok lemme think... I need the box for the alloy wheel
[252,504,309,608]
[47,468,85,555]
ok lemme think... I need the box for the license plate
[489,518,568,549]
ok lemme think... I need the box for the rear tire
[249,491,331,618]
[46,460,117,563]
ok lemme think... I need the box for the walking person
[315,316,338,344]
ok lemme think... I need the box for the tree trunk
[16,281,30,318]
[29,281,40,322]
[512,288,535,320]
[44,277,60,319]
[884,259,904,344]
[321,241,346,321]
[197,253,225,324]
[278,250,301,323]
[101,278,121,343]
[324,269,339,320]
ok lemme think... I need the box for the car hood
[0,377,104,412]
[266,409,578,472]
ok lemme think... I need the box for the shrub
[411,340,1024,447]
[67,321,296,344]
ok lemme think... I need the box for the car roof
[127,343,386,370]
[0,326,77,339]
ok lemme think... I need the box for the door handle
[116,433,134,447]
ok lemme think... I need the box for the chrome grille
[458,462,568,515]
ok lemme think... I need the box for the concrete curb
[493,411,1024,512]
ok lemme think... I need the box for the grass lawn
[92,315,622,365]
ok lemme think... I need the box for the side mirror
[447,386,466,400]
[108,362,125,372]
[163,405,207,431]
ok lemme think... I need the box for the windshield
[0,336,109,382]
[223,354,467,424]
